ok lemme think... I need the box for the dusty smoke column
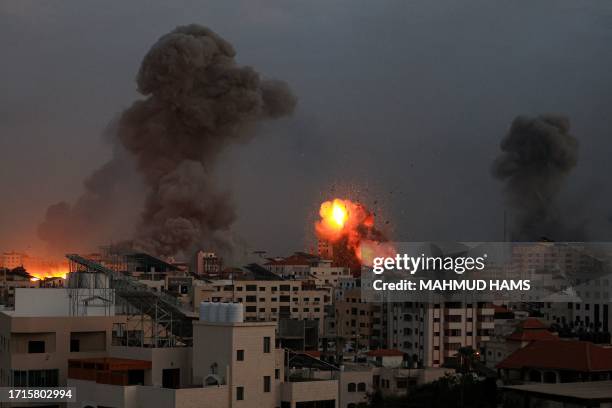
[39,24,297,257]
[492,115,580,241]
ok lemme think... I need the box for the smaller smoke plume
[492,115,581,241]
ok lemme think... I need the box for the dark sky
[2,0,612,259]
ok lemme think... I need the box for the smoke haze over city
[2,0,612,258]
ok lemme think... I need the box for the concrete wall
[71,378,230,408]
[338,370,371,408]
[111,346,193,387]
[281,380,338,408]
[1,312,123,385]
[13,288,114,317]
[193,321,281,408]
[70,378,138,407]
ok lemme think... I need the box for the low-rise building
[502,380,612,408]
[0,288,123,388]
[497,340,612,384]
[71,303,340,408]
[484,317,558,369]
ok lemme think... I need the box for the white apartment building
[383,301,495,367]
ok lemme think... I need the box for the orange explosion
[315,198,395,267]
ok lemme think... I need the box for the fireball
[331,201,348,228]
[315,198,394,266]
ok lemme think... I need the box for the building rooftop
[519,317,548,330]
[503,381,612,402]
[366,349,404,357]
[505,318,558,342]
[236,263,286,281]
[497,340,612,371]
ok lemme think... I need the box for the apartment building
[484,317,558,369]
[384,301,495,367]
[194,278,332,333]
[71,303,339,408]
[264,253,318,278]
[0,267,37,306]
[0,288,123,388]
[541,275,612,332]
[335,288,376,350]
[1,251,26,270]
[195,250,222,277]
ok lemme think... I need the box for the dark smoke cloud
[38,24,297,257]
[37,148,135,253]
[492,115,582,241]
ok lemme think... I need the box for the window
[246,285,257,292]
[236,386,244,400]
[17,369,59,387]
[264,375,271,392]
[28,341,45,354]
[348,383,356,392]
[70,339,80,352]
[237,350,244,361]
[246,296,257,302]
[13,370,27,386]
[263,337,271,353]
[246,306,257,313]
[275,369,280,379]
[357,382,366,392]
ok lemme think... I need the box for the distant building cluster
[0,243,612,407]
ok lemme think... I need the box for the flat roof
[503,381,612,401]
[193,320,277,327]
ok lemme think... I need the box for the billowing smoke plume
[38,24,297,257]
[492,115,582,241]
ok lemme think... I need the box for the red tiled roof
[303,350,322,358]
[493,305,509,313]
[497,341,612,372]
[520,317,548,330]
[366,349,404,357]
[506,330,558,342]
[505,318,557,342]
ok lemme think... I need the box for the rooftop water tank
[199,302,210,321]
[208,302,220,322]
[217,302,230,323]
[226,303,244,323]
